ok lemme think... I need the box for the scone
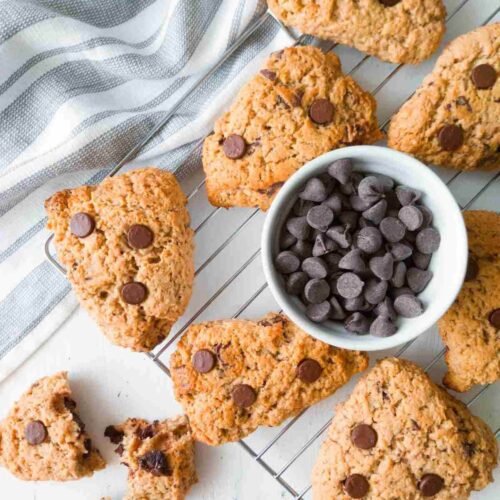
[439,211,500,392]
[312,358,498,499]
[202,46,382,210]
[45,167,194,351]
[388,24,499,171]
[268,0,446,64]
[0,372,105,481]
[104,416,197,500]
[170,312,368,445]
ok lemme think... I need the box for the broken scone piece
[268,0,446,64]
[388,24,499,171]
[312,358,498,499]
[439,211,500,392]
[202,46,382,210]
[45,167,194,352]
[170,312,368,445]
[105,416,197,500]
[0,372,105,481]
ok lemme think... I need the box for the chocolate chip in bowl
[262,146,467,351]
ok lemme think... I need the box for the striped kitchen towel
[0,0,294,381]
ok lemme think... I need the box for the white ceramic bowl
[261,145,467,351]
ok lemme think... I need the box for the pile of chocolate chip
[274,158,441,337]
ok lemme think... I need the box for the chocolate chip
[192,349,216,373]
[115,444,124,456]
[63,397,77,411]
[306,300,332,322]
[25,420,47,445]
[291,90,304,107]
[471,64,497,89]
[379,0,401,6]
[231,384,256,408]
[104,425,124,444]
[391,261,407,288]
[70,212,95,238]
[137,424,156,440]
[302,257,329,279]
[418,474,444,497]
[416,227,441,254]
[343,296,371,312]
[358,176,385,203]
[351,424,378,449]
[121,282,147,305]
[324,252,342,273]
[463,441,476,457]
[362,199,387,224]
[304,278,330,304]
[412,251,431,270]
[293,199,315,216]
[139,450,171,476]
[465,256,479,281]
[345,312,371,334]
[327,225,352,249]
[299,177,328,202]
[369,253,394,281]
[309,98,334,125]
[296,358,322,383]
[374,297,397,321]
[337,272,364,299]
[286,216,311,240]
[488,309,500,328]
[307,204,334,230]
[286,271,308,295]
[364,279,388,305]
[223,134,247,159]
[380,217,405,243]
[344,474,369,498]
[292,240,313,260]
[395,185,421,206]
[407,267,433,293]
[328,159,353,184]
[128,224,154,249]
[391,287,415,299]
[356,227,383,254]
[323,194,343,214]
[280,231,297,250]
[275,251,300,274]
[387,242,412,261]
[370,315,397,337]
[418,205,433,228]
[260,69,276,81]
[394,295,424,318]
[438,125,464,151]
[330,296,347,319]
[398,206,423,231]
[313,233,337,257]
[349,195,373,212]
[338,249,366,273]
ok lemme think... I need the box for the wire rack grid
[45,2,500,498]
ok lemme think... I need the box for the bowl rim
[261,145,468,351]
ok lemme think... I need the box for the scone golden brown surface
[202,46,382,210]
[268,0,446,64]
[312,358,498,499]
[388,24,500,171]
[170,312,368,445]
[0,372,105,481]
[104,416,197,500]
[45,167,194,352]
[439,211,500,392]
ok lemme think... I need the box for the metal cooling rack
[45,2,500,498]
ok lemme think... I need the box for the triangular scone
[388,24,499,171]
[202,46,382,210]
[170,313,368,445]
[0,372,105,481]
[268,0,446,64]
[439,211,500,392]
[312,358,498,499]
[104,416,197,500]
[45,168,194,352]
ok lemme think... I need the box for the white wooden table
[1,1,499,498]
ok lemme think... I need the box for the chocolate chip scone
[104,416,197,500]
[388,24,499,171]
[268,1,446,64]
[202,46,382,210]
[170,312,368,445]
[45,167,194,351]
[312,358,498,499]
[438,211,500,393]
[0,372,105,481]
